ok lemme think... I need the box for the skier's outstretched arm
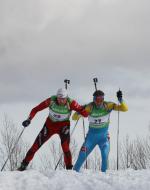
[107,101,128,112]
[29,98,51,120]
[22,98,51,127]
[107,90,128,112]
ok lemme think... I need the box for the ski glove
[117,90,123,102]
[22,119,31,127]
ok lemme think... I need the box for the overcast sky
[0,0,150,162]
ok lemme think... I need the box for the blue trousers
[74,129,110,172]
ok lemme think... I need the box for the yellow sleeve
[72,112,81,120]
[72,104,91,121]
[106,101,128,112]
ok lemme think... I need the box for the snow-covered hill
[0,169,150,190]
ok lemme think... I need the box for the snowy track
[0,169,150,190]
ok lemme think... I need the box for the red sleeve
[29,98,51,120]
[70,100,88,117]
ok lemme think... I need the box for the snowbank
[0,169,150,190]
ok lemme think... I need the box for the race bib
[49,109,70,121]
[89,114,110,126]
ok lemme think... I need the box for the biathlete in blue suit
[72,90,128,172]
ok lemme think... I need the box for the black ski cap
[93,90,105,97]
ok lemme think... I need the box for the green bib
[49,96,72,122]
[88,103,110,129]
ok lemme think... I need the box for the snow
[0,169,150,190]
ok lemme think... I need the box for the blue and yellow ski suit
[72,100,128,172]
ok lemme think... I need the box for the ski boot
[18,161,29,171]
[66,165,73,170]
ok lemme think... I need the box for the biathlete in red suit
[18,88,88,171]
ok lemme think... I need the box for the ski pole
[55,118,79,170]
[93,78,98,91]
[82,118,88,169]
[1,128,25,171]
[117,88,120,170]
[64,79,70,90]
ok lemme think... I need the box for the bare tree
[119,135,132,169]
[119,132,150,170]
[0,114,29,171]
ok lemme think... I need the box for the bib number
[89,114,110,126]
[94,119,102,124]
[49,109,70,121]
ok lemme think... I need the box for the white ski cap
[57,88,68,98]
